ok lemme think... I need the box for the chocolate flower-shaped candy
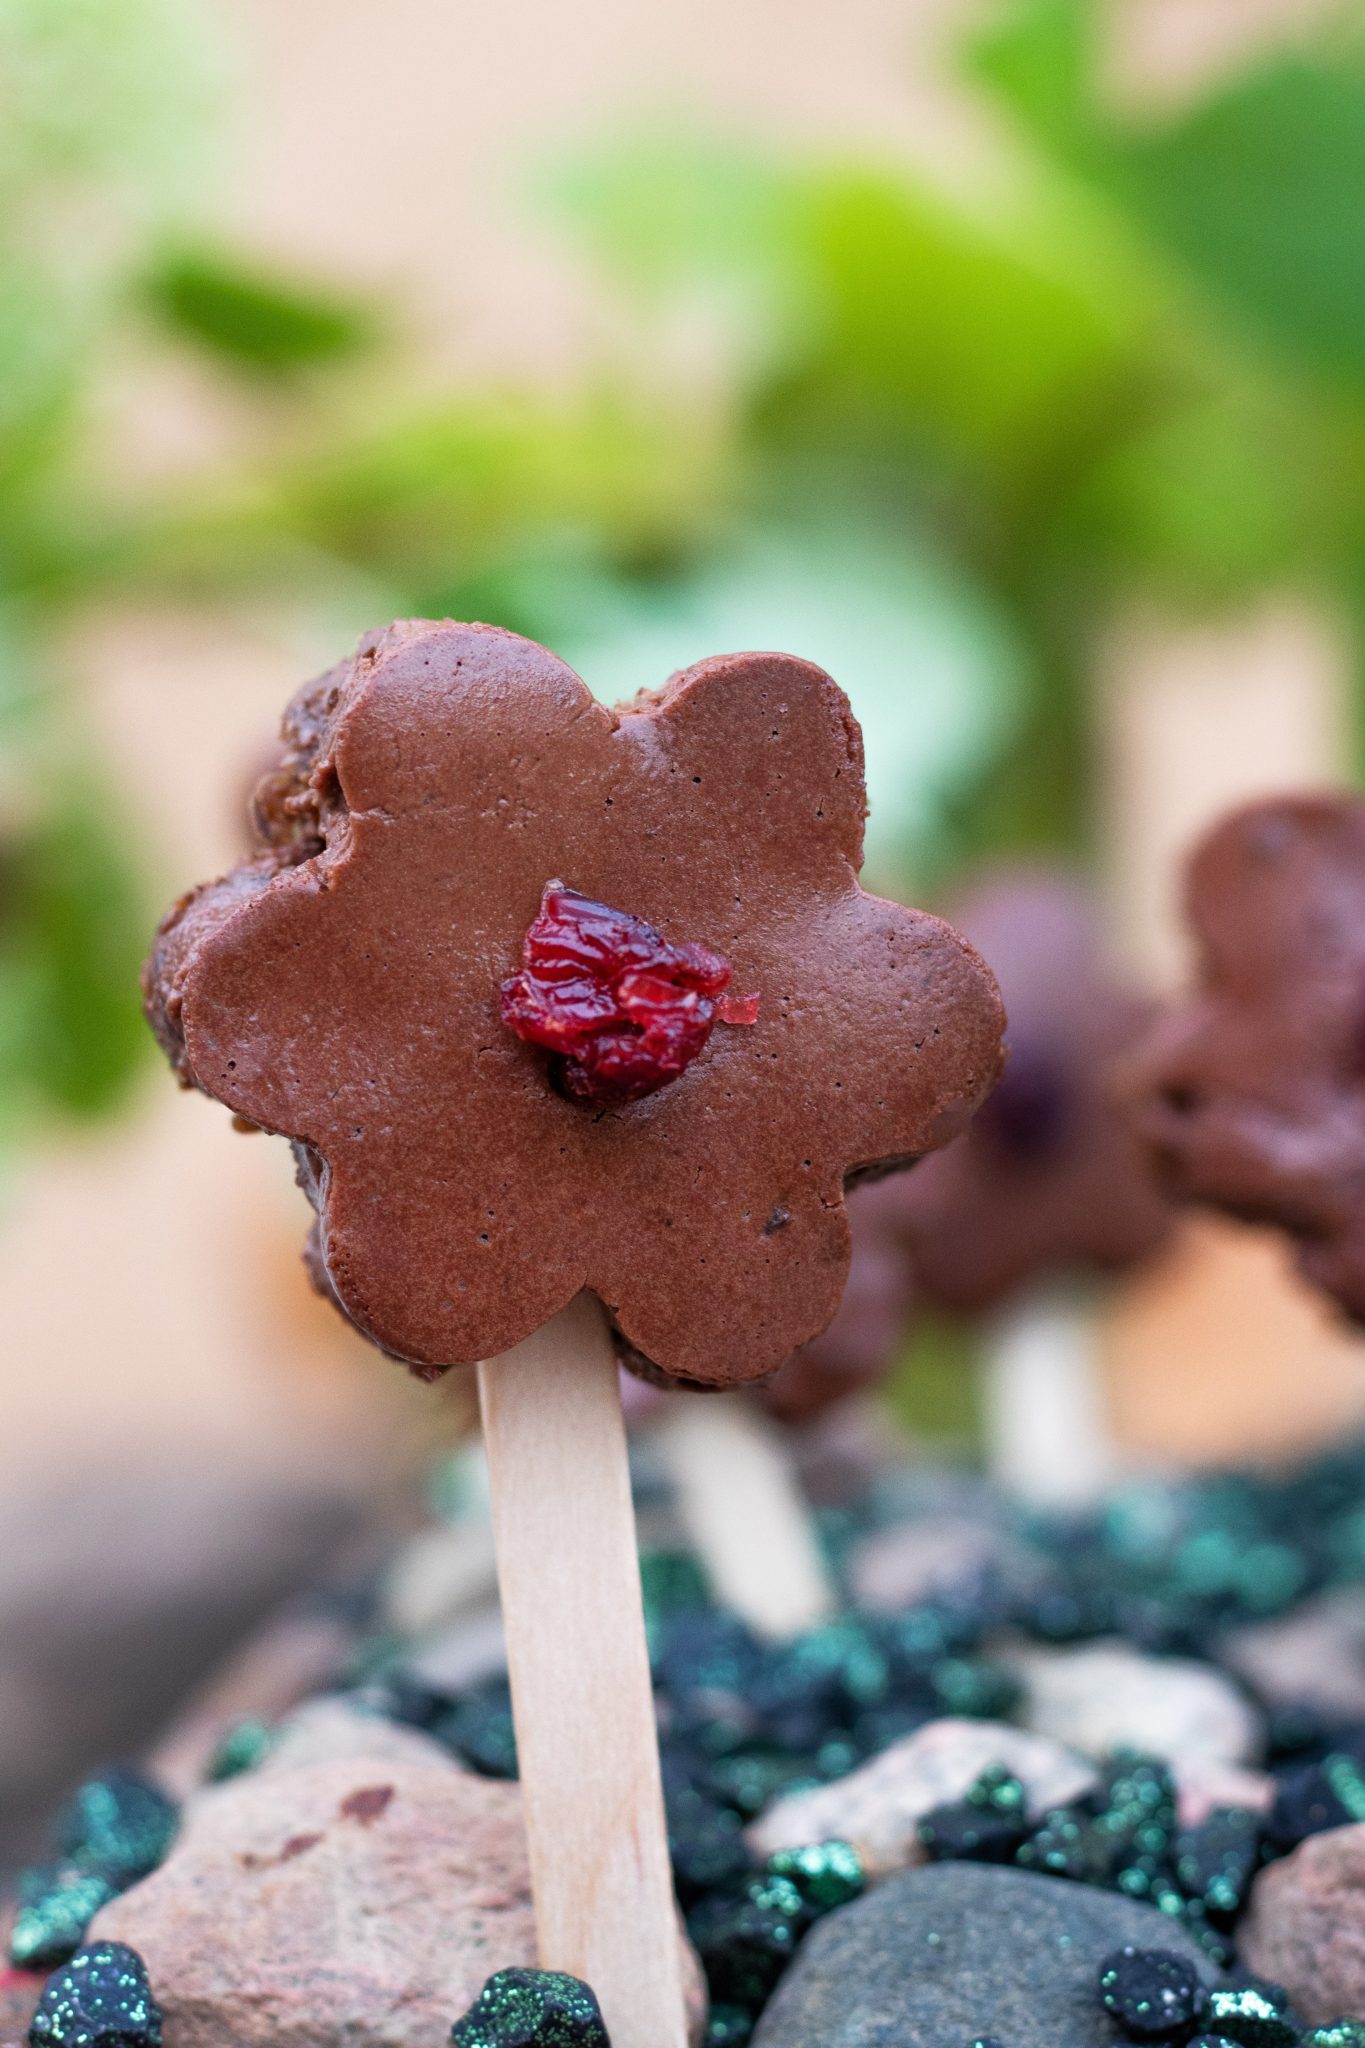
[145,620,1005,1386]
[892,870,1174,1312]
[758,1177,916,1422]
[1128,795,1365,1323]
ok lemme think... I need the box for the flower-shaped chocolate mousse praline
[891,869,1175,1314]
[145,621,1007,1388]
[1127,794,1365,1325]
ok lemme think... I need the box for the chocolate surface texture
[1128,794,1365,1324]
[892,870,1173,1313]
[145,621,1005,1385]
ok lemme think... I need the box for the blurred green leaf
[1111,58,1365,384]
[547,521,1030,887]
[0,770,149,1123]
[145,246,376,374]
[773,161,1149,481]
[966,0,1099,163]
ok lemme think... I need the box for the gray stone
[750,1860,1218,2048]
[1009,1639,1262,1765]
[747,1716,1095,1878]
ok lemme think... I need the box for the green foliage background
[4,0,1365,1160]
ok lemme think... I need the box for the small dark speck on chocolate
[762,1206,791,1236]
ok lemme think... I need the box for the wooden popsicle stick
[983,1283,1116,1508]
[477,1291,689,2048]
[655,1393,834,1638]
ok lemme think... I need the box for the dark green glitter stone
[52,1772,177,1889]
[704,2007,754,2047]
[929,1657,1020,1721]
[205,1716,275,1782]
[449,1967,608,2046]
[1303,2026,1365,2048]
[1098,1946,1207,2040]
[690,1872,805,2008]
[1204,1987,1299,2048]
[435,1687,519,1778]
[668,1798,752,1904]
[969,1765,1027,1817]
[639,1548,710,1629]
[1173,1809,1262,1918]
[29,1940,162,2046]
[10,1868,117,1973]
[706,1751,812,1818]
[1323,1752,1365,1823]
[765,1840,864,1914]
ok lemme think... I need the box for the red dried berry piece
[501,881,746,1104]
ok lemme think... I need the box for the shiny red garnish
[717,991,761,1026]
[501,881,754,1104]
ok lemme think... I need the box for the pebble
[88,1758,539,2047]
[1240,1820,1365,2025]
[848,1519,1010,1613]
[1264,1753,1365,1855]
[88,1757,706,2047]
[691,1873,806,2009]
[28,1942,161,2047]
[1098,1946,1208,2039]
[764,1842,864,1915]
[380,1521,499,1639]
[746,1717,1095,1878]
[1172,1761,1274,1829]
[748,1860,1218,2048]
[1221,1591,1365,1720]
[1202,1986,1299,2048]
[53,1772,178,1889]
[257,1696,458,1777]
[703,2006,753,2047]
[449,1968,608,2047]
[204,1718,275,1782]
[1008,1642,1262,1766]
[917,1765,1029,1865]
[9,1870,117,1974]
[1173,1808,1263,1918]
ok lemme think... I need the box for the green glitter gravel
[765,1839,864,1913]
[53,1771,177,1888]
[1204,1987,1299,2048]
[205,1716,275,1782]
[704,2007,754,2047]
[449,1967,609,2046]
[29,1941,162,2046]
[9,1868,116,1973]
